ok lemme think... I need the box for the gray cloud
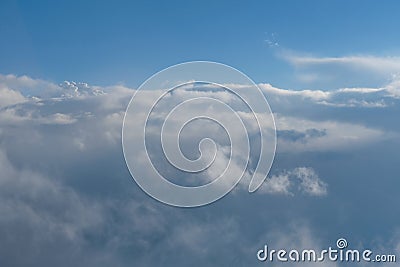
[0,149,108,267]
[0,73,399,266]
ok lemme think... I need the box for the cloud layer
[0,73,399,266]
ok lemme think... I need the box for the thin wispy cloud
[276,51,400,90]
[285,54,400,75]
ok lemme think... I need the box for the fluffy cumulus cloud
[0,86,26,108]
[0,73,399,266]
[261,167,327,196]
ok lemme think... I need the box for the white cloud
[259,82,395,108]
[318,99,388,108]
[262,172,292,195]
[281,52,400,90]
[0,73,61,97]
[260,83,332,101]
[292,167,327,196]
[385,77,400,98]
[260,167,327,196]
[0,86,27,108]
[285,54,400,76]
[0,74,391,194]
[0,106,77,125]
[275,114,388,152]
[337,87,385,93]
[0,74,120,99]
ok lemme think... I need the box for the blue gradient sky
[2,0,400,88]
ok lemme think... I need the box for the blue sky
[2,0,400,88]
[1,1,400,266]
